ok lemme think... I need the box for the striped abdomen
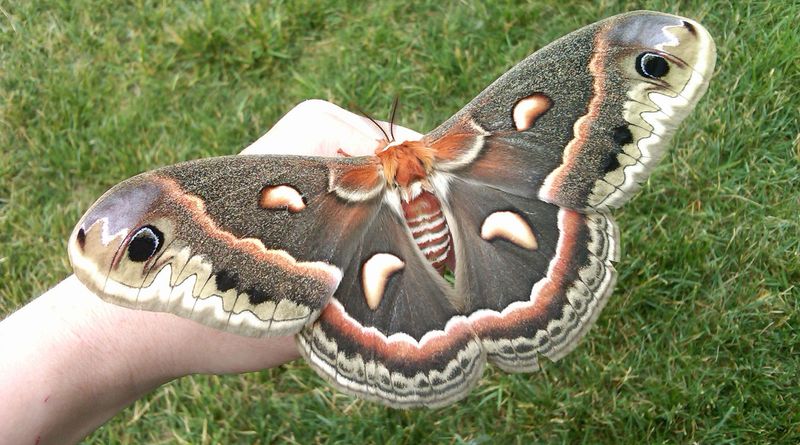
[401,190,454,272]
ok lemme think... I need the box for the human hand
[0,99,421,445]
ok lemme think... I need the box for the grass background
[1,0,798,443]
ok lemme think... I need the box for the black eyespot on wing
[602,151,621,173]
[127,225,164,262]
[215,270,239,292]
[600,125,633,172]
[76,228,87,249]
[515,343,535,354]
[682,20,697,36]
[247,287,271,305]
[636,52,669,79]
[612,125,634,146]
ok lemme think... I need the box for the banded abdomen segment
[401,189,454,272]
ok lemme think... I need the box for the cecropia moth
[68,11,715,408]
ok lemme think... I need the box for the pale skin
[0,100,422,445]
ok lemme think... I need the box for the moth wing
[67,10,718,409]
[299,204,484,408]
[425,11,716,211]
[70,154,486,407]
[443,177,618,371]
[68,155,384,337]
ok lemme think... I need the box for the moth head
[375,140,435,188]
[69,178,178,297]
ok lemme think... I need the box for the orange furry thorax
[375,140,435,188]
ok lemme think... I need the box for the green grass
[2,0,798,443]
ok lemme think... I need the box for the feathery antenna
[388,96,400,142]
[354,104,390,142]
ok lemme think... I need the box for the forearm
[0,276,298,445]
[0,277,173,443]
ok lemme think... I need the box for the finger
[240,99,422,157]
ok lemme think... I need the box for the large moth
[68,11,715,408]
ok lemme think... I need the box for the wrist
[0,276,177,444]
[0,274,300,444]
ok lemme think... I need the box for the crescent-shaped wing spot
[480,211,538,250]
[361,253,405,310]
[259,184,306,213]
[512,93,552,131]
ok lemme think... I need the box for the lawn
[1,0,798,443]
